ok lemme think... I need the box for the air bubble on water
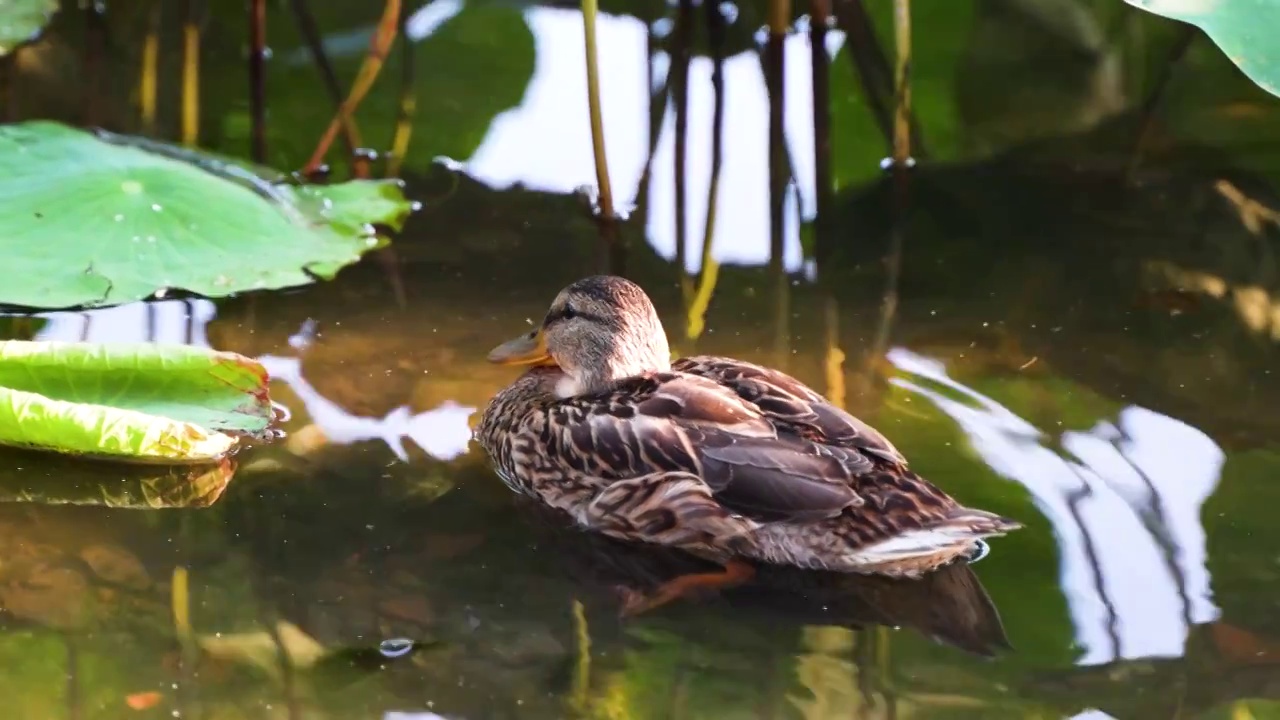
[151,203,163,212]
[409,200,423,212]
[114,214,125,222]
[379,638,415,658]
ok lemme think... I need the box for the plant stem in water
[288,0,362,162]
[139,3,160,134]
[673,0,692,299]
[766,0,791,365]
[582,0,615,219]
[181,0,202,147]
[387,2,416,178]
[304,0,401,178]
[248,0,267,162]
[891,0,911,164]
[82,2,107,127]
[686,0,728,342]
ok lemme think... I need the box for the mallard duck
[476,275,1021,614]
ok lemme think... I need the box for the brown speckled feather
[673,355,907,466]
[477,362,1020,577]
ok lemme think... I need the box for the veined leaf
[0,121,415,310]
[1124,0,1280,99]
[0,341,271,462]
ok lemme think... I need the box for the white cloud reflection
[460,6,842,273]
[887,347,1223,665]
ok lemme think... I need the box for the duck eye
[561,306,577,321]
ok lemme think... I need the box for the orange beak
[486,328,556,366]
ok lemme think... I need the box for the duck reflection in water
[477,275,1021,622]
[514,497,1011,658]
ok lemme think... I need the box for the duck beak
[487,329,555,366]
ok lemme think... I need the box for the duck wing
[554,372,868,524]
[674,355,907,466]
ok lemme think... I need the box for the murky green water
[2,1,1280,718]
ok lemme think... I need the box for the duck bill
[487,329,556,366]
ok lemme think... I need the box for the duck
[475,275,1021,614]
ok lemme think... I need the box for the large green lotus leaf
[1124,0,1280,98]
[0,121,413,309]
[0,0,57,57]
[0,340,271,462]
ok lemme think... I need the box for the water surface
[1,1,1279,718]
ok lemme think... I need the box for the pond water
[2,1,1280,718]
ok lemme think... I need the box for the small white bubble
[113,214,124,222]
[151,203,163,212]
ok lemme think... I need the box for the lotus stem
[766,0,790,365]
[673,0,692,300]
[248,0,267,162]
[288,0,363,161]
[386,4,415,178]
[304,0,401,178]
[139,3,160,134]
[0,56,13,123]
[82,3,106,126]
[891,0,911,164]
[582,0,615,220]
[181,2,202,147]
[686,1,727,342]
[630,26,671,219]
